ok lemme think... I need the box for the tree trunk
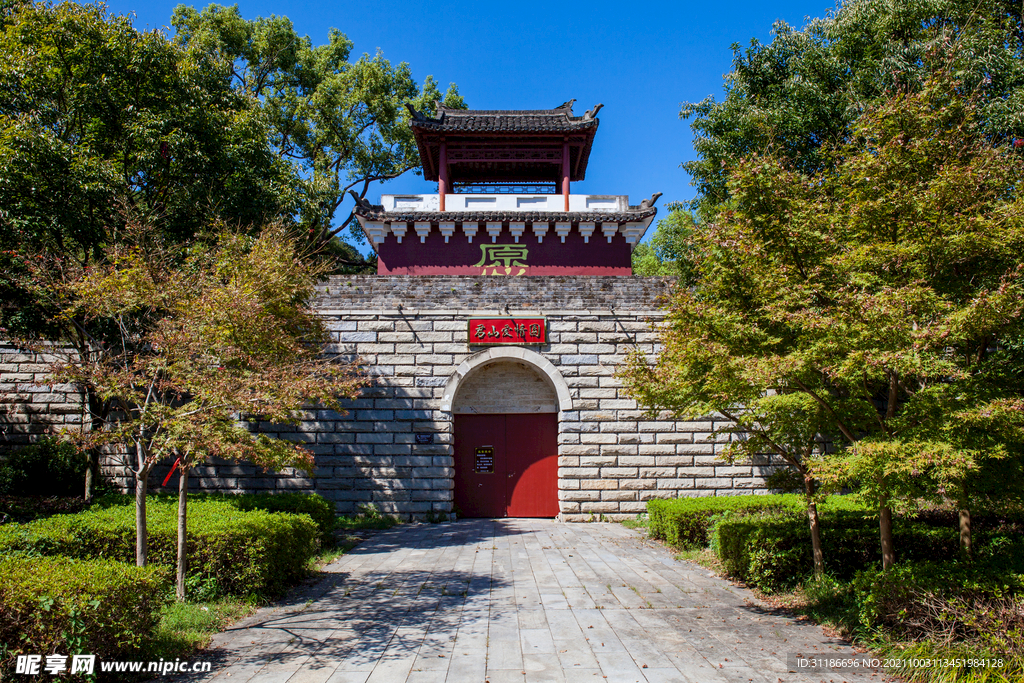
[176,463,189,601]
[804,475,824,579]
[83,389,104,501]
[135,472,148,567]
[959,507,972,558]
[879,502,895,570]
[84,449,100,502]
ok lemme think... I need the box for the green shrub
[0,498,318,598]
[851,562,1024,647]
[712,511,961,593]
[224,493,334,543]
[0,556,169,673]
[648,494,800,548]
[647,494,867,549]
[0,438,86,497]
[96,491,335,543]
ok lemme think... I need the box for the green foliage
[681,0,1024,218]
[0,438,86,496]
[647,494,803,548]
[711,511,976,593]
[631,206,698,282]
[0,498,319,598]
[0,1,292,307]
[851,561,1024,642]
[0,556,169,672]
[647,493,867,549]
[97,491,336,544]
[170,3,465,250]
[626,70,1024,565]
[151,596,255,658]
[219,493,334,544]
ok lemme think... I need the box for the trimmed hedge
[96,491,336,543]
[851,561,1024,638]
[0,498,318,598]
[647,494,867,549]
[0,557,168,671]
[711,511,960,593]
[221,493,334,543]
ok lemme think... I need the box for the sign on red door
[454,413,558,518]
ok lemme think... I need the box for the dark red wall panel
[377,230,631,276]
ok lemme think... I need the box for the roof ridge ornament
[555,99,576,113]
[404,103,427,122]
[638,192,663,209]
[348,189,373,210]
[583,103,604,121]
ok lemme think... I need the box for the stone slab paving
[189,520,892,683]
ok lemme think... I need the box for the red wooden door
[454,413,558,518]
[506,413,559,517]
[453,414,506,518]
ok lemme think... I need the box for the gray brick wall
[0,342,83,452]
[4,276,778,519]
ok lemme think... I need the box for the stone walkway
[193,520,889,683]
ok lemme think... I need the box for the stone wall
[0,342,83,452]
[4,277,778,519]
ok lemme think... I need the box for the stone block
[601,490,637,502]
[656,433,693,444]
[579,502,618,513]
[559,354,598,365]
[357,321,396,331]
[559,445,600,456]
[579,455,617,467]
[676,443,715,454]
[601,467,638,478]
[578,411,615,422]
[655,455,694,467]
[355,432,393,444]
[601,445,639,456]
[559,467,600,479]
[559,490,600,502]
[617,455,655,467]
[580,479,618,490]
[578,344,617,354]
[619,479,656,490]
[578,388,617,399]
[580,433,615,444]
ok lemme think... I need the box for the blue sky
[109,0,839,247]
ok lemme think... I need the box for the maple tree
[622,71,1024,571]
[28,223,365,598]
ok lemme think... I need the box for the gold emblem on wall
[472,244,528,275]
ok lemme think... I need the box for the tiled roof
[353,206,657,224]
[410,106,599,134]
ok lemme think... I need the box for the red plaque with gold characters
[468,317,547,345]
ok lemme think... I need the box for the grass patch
[620,513,649,530]
[335,514,400,532]
[674,547,723,572]
[151,597,257,656]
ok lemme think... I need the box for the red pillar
[438,140,448,211]
[561,141,570,211]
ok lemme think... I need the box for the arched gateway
[93,102,761,523]
[442,348,571,518]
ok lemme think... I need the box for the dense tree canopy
[624,71,1024,568]
[682,0,1024,218]
[171,3,465,248]
[630,207,697,283]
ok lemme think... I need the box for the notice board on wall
[474,446,495,474]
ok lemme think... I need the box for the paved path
[195,520,888,683]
